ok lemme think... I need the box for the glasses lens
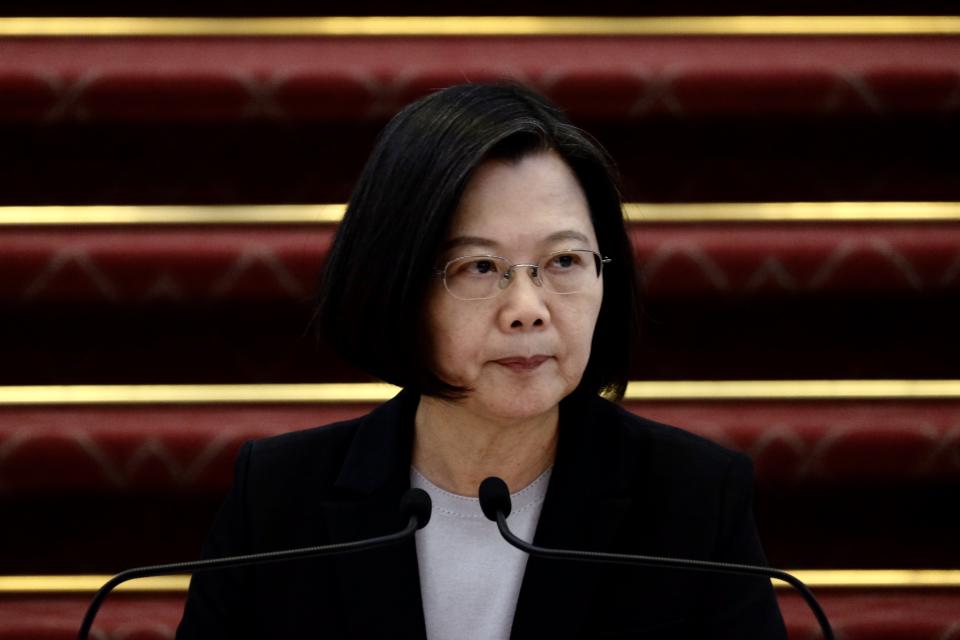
[540,250,600,294]
[444,256,506,300]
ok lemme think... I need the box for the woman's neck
[412,395,559,497]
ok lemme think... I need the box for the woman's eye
[458,259,499,276]
[550,253,581,269]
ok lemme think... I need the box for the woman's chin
[459,379,574,424]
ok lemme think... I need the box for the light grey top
[411,466,552,640]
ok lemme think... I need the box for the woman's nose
[498,263,542,291]
[498,267,550,330]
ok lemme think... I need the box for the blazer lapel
[510,394,636,640]
[320,390,428,639]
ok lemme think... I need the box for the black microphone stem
[77,515,420,640]
[495,512,834,640]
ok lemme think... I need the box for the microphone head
[478,476,512,521]
[400,488,432,529]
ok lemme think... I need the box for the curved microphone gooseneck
[77,488,432,640]
[478,476,834,640]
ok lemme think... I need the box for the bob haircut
[316,83,639,401]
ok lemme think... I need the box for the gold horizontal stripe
[786,569,960,588]
[2,202,959,226]
[0,204,346,226]
[3,570,959,593]
[0,574,190,593]
[623,202,960,223]
[0,383,400,405]
[1,380,959,406]
[0,16,958,37]
[624,379,960,401]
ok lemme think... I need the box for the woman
[178,84,786,639]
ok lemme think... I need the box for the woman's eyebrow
[439,236,498,253]
[544,230,592,245]
[440,230,592,253]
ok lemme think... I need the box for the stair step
[3,297,956,383]
[1,590,957,639]
[2,216,957,383]
[2,397,959,492]
[2,32,959,123]
[3,218,958,303]
[2,394,957,570]
[4,119,956,205]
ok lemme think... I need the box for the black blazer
[178,390,787,639]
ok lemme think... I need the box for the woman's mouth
[493,355,551,371]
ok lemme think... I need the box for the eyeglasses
[434,249,611,301]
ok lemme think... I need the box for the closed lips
[494,356,551,369]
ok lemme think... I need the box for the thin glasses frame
[434,249,611,301]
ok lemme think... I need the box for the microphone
[478,476,834,640]
[77,488,432,640]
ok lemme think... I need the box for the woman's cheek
[434,323,481,386]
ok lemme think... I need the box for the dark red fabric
[630,401,960,486]
[0,226,334,303]
[0,594,185,640]
[2,222,958,303]
[631,223,960,297]
[777,589,960,639]
[1,36,958,122]
[2,591,959,639]
[2,400,957,493]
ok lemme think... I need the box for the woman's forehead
[440,229,594,255]
[444,152,597,249]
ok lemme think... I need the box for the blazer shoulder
[239,412,367,499]
[251,413,362,461]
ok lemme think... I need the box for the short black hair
[316,83,639,401]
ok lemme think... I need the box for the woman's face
[425,150,603,423]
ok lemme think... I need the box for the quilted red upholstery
[2,590,958,640]
[1,400,957,494]
[2,223,958,303]
[1,36,959,122]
